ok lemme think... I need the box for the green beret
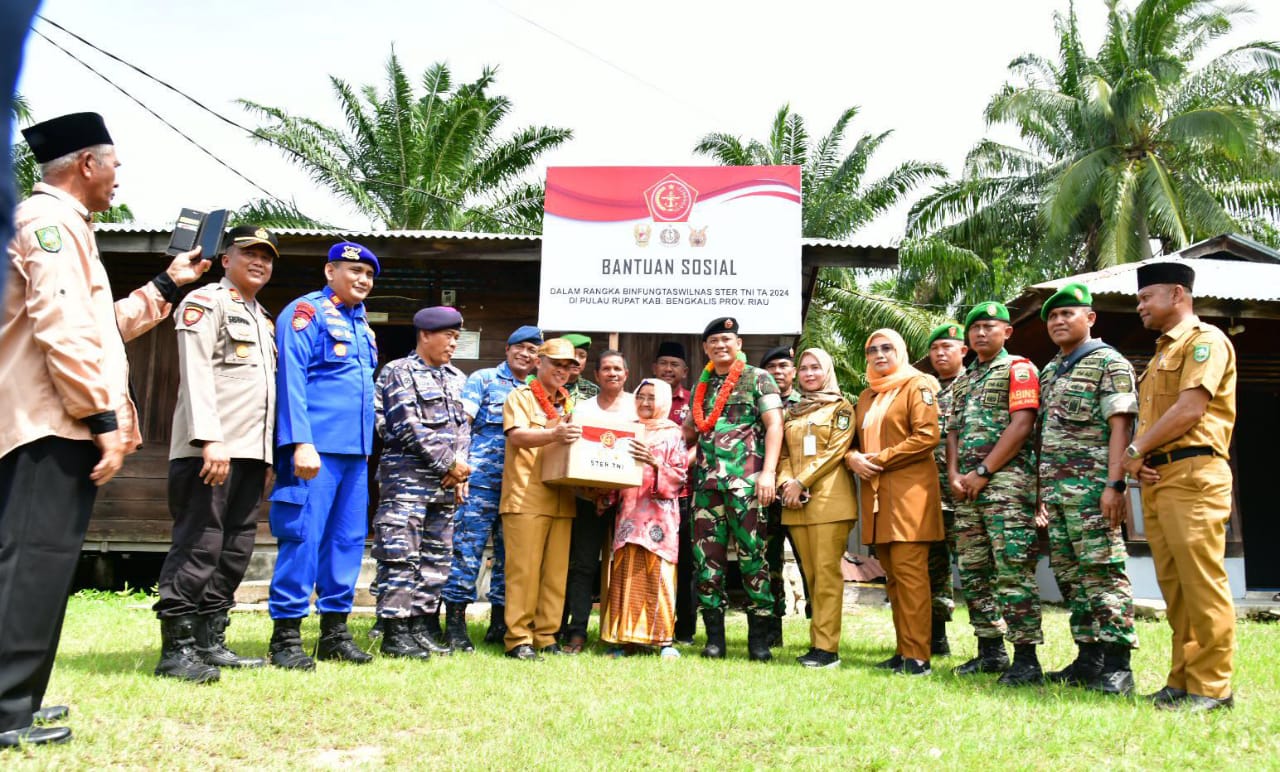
[926,322,964,347]
[562,333,592,350]
[1040,282,1093,320]
[964,301,1011,331]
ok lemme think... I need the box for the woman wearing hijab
[600,378,688,657]
[845,329,943,676]
[777,348,856,669]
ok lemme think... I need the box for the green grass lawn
[5,591,1279,770]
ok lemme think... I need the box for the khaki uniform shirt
[0,183,171,459]
[1137,316,1236,459]
[499,385,577,517]
[169,278,276,461]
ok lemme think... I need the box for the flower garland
[692,358,744,433]
[527,375,573,419]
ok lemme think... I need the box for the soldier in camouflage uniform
[1035,283,1138,695]
[946,302,1044,685]
[684,318,784,662]
[563,333,600,402]
[760,345,807,648]
[925,322,966,656]
[441,325,542,651]
[372,306,471,659]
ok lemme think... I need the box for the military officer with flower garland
[683,317,784,662]
[266,242,380,670]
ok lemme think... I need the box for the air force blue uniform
[268,286,377,619]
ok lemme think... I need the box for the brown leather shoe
[561,635,586,655]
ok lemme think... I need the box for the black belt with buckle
[1146,446,1216,467]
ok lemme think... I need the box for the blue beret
[507,325,543,346]
[327,241,380,276]
[413,306,463,331]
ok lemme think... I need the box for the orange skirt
[601,543,676,646]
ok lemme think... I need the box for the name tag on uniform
[803,434,817,457]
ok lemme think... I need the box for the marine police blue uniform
[266,241,379,669]
[441,324,542,651]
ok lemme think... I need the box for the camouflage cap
[964,301,1011,332]
[1040,282,1093,320]
[926,322,964,347]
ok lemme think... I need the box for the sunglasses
[865,344,895,356]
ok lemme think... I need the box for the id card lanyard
[803,421,817,457]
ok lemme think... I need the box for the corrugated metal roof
[1032,256,1280,302]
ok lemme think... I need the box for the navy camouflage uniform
[373,353,470,619]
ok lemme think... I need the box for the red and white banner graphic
[540,166,802,334]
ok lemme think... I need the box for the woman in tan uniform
[845,328,943,676]
[777,348,856,669]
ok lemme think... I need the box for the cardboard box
[542,414,647,489]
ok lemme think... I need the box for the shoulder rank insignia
[1192,343,1210,363]
[921,388,935,405]
[836,410,851,430]
[181,306,205,327]
[35,226,62,253]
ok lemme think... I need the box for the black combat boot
[953,636,1009,675]
[483,604,507,645]
[408,614,451,655]
[195,611,265,669]
[315,612,373,664]
[746,614,773,662]
[700,608,726,659]
[998,643,1044,686]
[379,618,431,659]
[269,617,315,670]
[1086,643,1135,696]
[1047,641,1104,686]
[445,602,475,653]
[765,615,784,649]
[931,611,951,656]
[154,616,220,683]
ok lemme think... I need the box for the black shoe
[195,611,265,669]
[540,643,564,655]
[797,648,841,669]
[483,604,508,645]
[408,614,451,655]
[746,614,772,662]
[997,643,1044,686]
[1047,641,1103,686]
[505,644,542,661]
[898,658,932,676]
[765,616,784,649]
[875,654,904,670]
[930,612,951,656]
[154,615,221,683]
[674,636,695,646]
[268,617,315,670]
[700,608,726,659]
[0,725,72,747]
[1085,643,1134,696]
[445,602,475,653]
[1163,693,1234,713]
[316,612,373,664]
[379,618,431,659]
[32,705,68,724]
[1144,686,1188,706]
[367,618,384,640]
[954,637,1009,675]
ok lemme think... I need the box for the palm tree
[695,104,947,392]
[239,53,572,233]
[910,0,1280,279]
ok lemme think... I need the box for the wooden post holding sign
[541,412,646,489]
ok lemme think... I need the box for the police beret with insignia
[1040,281,1093,320]
[759,345,795,368]
[224,224,279,258]
[964,301,1011,332]
[326,241,380,275]
[562,333,592,351]
[926,322,964,347]
[1137,261,1194,291]
[656,341,687,362]
[703,317,739,340]
[507,325,543,346]
[413,305,463,331]
[21,112,113,164]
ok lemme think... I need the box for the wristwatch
[1106,479,1127,493]
[975,463,993,479]
[1124,443,1142,460]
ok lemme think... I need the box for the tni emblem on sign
[644,173,697,223]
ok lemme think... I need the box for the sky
[14,0,1280,244]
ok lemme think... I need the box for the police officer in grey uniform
[372,306,471,659]
[153,225,278,683]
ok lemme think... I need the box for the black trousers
[154,457,267,619]
[0,437,99,732]
[561,498,615,640]
[673,496,697,640]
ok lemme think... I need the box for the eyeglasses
[865,344,895,356]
